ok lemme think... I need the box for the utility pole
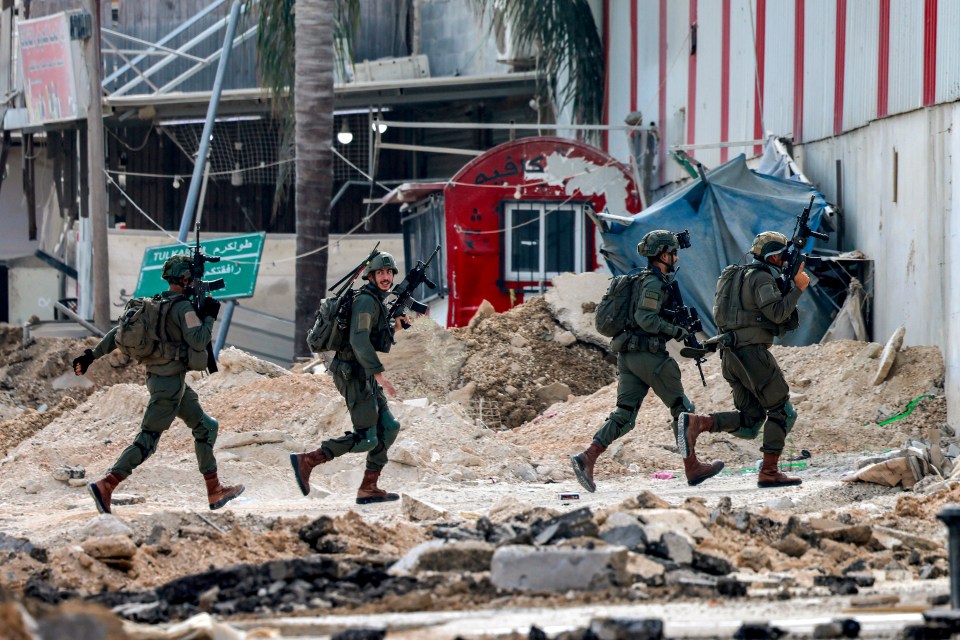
[82,0,110,330]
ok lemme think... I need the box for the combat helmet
[751,231,789,260]
[161,255,194,282]
[362,252,399,278]
[637,230,679,258]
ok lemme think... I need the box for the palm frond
[469,0,604,131]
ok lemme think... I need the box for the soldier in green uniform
[290,252,408,504]
[73,255,245,513]
[571,230,723,492]
[677,231,809,488]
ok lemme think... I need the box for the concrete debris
[490,545,630,592]
[872,325,906,385]
[400,494,448,521]
[217,429,288,449]
[51,465,85,482]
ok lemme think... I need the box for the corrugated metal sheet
[887,1,923,116]
[693,0,722,168]
[936,0,960,103]
[726,0,759,157]
[801,0,836,142]
[761,1,794,139]
[843,0,879,131]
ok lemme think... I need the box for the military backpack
[306,290,358,353]
[115,295,180,361]
[594,273,643,338]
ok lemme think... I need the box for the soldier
[290,252,407,504]
[72,255,245,513]
[677,231,809,488]
[571,230,723,492]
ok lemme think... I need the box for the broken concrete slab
[217,430,288,449]
[413,540,495,573]
[401,494,448,522]
[543,272,612,349]
[490,545,629,592]
[873,325,905,385]
[80,515,134,541]
[81,535,137,561]
[636,509,711,543]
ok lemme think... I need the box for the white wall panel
[726,0,759,158]
[843,0,879,130]
[693,0,722,168]
[886,0,923,116]
[801,0,836,142]
[663,1,691,185]
[936,0,960,103]
[606,0,634,161]
[761,1,795,139]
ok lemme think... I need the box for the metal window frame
[502,200,585,282]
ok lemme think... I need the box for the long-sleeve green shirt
[633,269,685,338]
[338,283,393,378]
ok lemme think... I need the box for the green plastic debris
[866,394,937,427]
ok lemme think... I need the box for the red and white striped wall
[602,0,960,190]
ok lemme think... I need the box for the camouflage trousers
[320,358,401,472]
[111,372,219,477]
[710,344,795,454]
[592,349,692,448]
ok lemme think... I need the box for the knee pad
[379,410,401,448]
[133,430,162,461]
[734,414,763,440]
[195,414,219,446]
[349,428,379,453]
[783,401,798,434]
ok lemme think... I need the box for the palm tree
[245,0,357,359]
[468,0,604,136]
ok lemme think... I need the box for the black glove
[202,297,221,320]
[73,349,95,375]
[672,325,689,341]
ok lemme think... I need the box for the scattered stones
[80,514,134,541]
[51,466,85,482]
[534,382,572,406]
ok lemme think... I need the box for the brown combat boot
[88,472,125,514]
[203,471,245,510]
[682,455,725,486]
[677,413,715,459]
[356,470,399,505]
[758,452,802,488]
[290,449,329,496]
[570,441,606,493]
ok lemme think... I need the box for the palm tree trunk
[294,0,334,358]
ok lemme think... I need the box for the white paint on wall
[541,153,631,215]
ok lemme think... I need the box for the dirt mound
[452,297,616,429]
[0,326,144,455]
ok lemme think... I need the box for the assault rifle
[388,245,441,329]
[330,242,381,296]
[663,281,708,387]
[189,223,226,373]
[778,195,830,295]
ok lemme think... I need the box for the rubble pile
[453,297,616,428]
[0,278,955,634]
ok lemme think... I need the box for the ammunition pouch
[617,333,665,354]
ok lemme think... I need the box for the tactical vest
[336,288,395,356]
[712,264,779,333]
[637,269,678,334]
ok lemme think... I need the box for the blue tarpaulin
[599,154,833,346]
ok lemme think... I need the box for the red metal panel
[877,0,890,118]
[443,138,642,327]
[793,0,805,142]
[923,0,937,106]
[834,0,846,135]
[753,0,766,156]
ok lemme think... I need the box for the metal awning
[381,182,446,205]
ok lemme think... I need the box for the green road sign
[134,232,266,300]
